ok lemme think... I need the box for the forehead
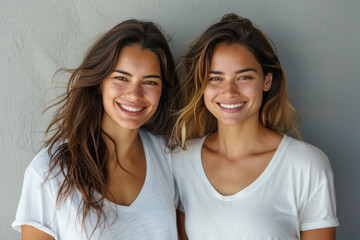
[210,43,262,72]
[115,44,161,74]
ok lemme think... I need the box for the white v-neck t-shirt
[172,135,339,240]
[12,129,178,240]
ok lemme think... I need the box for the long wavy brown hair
[172,13,300,149]
[44,19,178,237]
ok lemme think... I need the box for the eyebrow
[113,69,161,79]
[209,68,258,75]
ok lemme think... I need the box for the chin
[217,117,249,126]
[117,120,146,130]
[222,121,243,126]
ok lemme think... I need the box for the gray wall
[1,0,359,239]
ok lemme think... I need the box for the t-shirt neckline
[104,129,152,210]
[195,134,290,201]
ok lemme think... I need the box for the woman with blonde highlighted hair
[172,13,339,239]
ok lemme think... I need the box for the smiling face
[203,43,272,127]
[100,44,162,131]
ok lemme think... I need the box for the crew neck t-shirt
[172,135,339,240]
[13,129,178,240]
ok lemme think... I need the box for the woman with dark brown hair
[12,19,179,240]
[171,14,339,239]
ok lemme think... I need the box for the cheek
[203,86,218,113]
[241,83,263,98]
[145,88,162,106]
[247,86,264,108]
[102,82,124,99]
[203,85,217,102]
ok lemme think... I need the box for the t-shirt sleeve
[12,164,59,239]
[299,149,339,231]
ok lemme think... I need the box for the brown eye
[144,81,159,86]
[239,76,252,80]
[209,77,221,81]
[114,76,127,81]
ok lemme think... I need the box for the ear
[263,72,273,92]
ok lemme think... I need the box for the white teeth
[120,104,143,112]
[219,103,244,109]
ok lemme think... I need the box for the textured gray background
[1,0,359,239]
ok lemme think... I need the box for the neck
[211,119,271,160]
[100,116,141,160]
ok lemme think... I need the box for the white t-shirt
[13,129,178,240]
[172,135,339,240]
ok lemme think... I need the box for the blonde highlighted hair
[172,13,300,149]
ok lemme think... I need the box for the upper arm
[177,210,188,240]
[21,225,55,240]
[300,227,336,240]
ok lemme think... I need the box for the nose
[126,82,143,100]
[222,80,239,96]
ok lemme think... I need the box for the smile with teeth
[219,103,244,109]
[119,104,144,112]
